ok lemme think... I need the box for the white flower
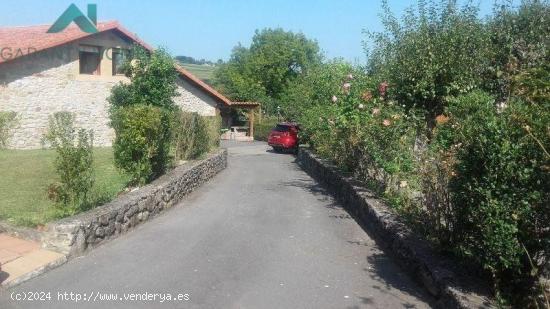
[358,103,365,110]
[130,59,140,68]
[496,101,508,114]
[331,95,338,103]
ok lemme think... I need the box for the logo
[47,4,97,33]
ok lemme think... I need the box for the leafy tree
[487,0,550,103]
[365,0,492,132]
[109,46,178,110]
[280,60,354,119]
[214,28,323,113]
[108,46,178,185]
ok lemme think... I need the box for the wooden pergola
[228,101,261,138]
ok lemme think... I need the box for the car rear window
[273,125,290,132]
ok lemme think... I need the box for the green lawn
[0,148,129,227]
[180,63,216,84]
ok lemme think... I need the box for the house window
[79,45,101,75]
[112,49,127,75]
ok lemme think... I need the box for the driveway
[0,141,433,308]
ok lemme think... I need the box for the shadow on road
[279,165,436,308]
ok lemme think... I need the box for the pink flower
[343,82,351,94]
[372,108,381,116]
[378,81,389,97]
[331,95,338,103]
[382,119,391,126]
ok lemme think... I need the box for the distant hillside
[179,63,216,84]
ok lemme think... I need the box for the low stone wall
[297,148,494,309]
[43,149,227,256]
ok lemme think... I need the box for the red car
[268,122,300,153]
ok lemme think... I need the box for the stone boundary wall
[42,149,227,257]
[297,148,494,309]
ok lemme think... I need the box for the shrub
[188,114,210,159]
[487,0,550,102]
[110,105,168,185]
[365,0,492,131]
[108,46,178,184]
[204,115,222,150]
[431,91,550,305]
[0,111,18,149]
[253,116,278,141]
[43,112,95,215]
[172,111,219,161]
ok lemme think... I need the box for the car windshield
[273,125,290,132]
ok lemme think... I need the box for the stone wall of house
[42,148,227,256]
[174,78,218,116]
[0,31,219,149]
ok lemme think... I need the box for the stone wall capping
[297,147,494,309]
[42,148,227,257]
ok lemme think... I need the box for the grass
[180,63,216,84]
[0,148,129,227]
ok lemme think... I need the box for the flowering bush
[292,1,549,305]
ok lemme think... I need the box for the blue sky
[1,0,507,63]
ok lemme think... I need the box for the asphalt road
[0,142,433,309]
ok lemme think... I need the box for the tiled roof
[0,21,243,108]
[0,21,152,64]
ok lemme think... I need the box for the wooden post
[249,108,255,139]
[258,106,262,124]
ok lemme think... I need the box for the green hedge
[110,105,170,186]
[172,111,221,161]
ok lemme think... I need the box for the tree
[365,0,492,132]
[214,28,323,113]
[108,45,178,185]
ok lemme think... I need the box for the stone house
[0,21,259,149]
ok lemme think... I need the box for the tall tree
[214,28,322,113]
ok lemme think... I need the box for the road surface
[0,142,433,308]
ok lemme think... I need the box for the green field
[0,148,129,227]
[180,63,216,84]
